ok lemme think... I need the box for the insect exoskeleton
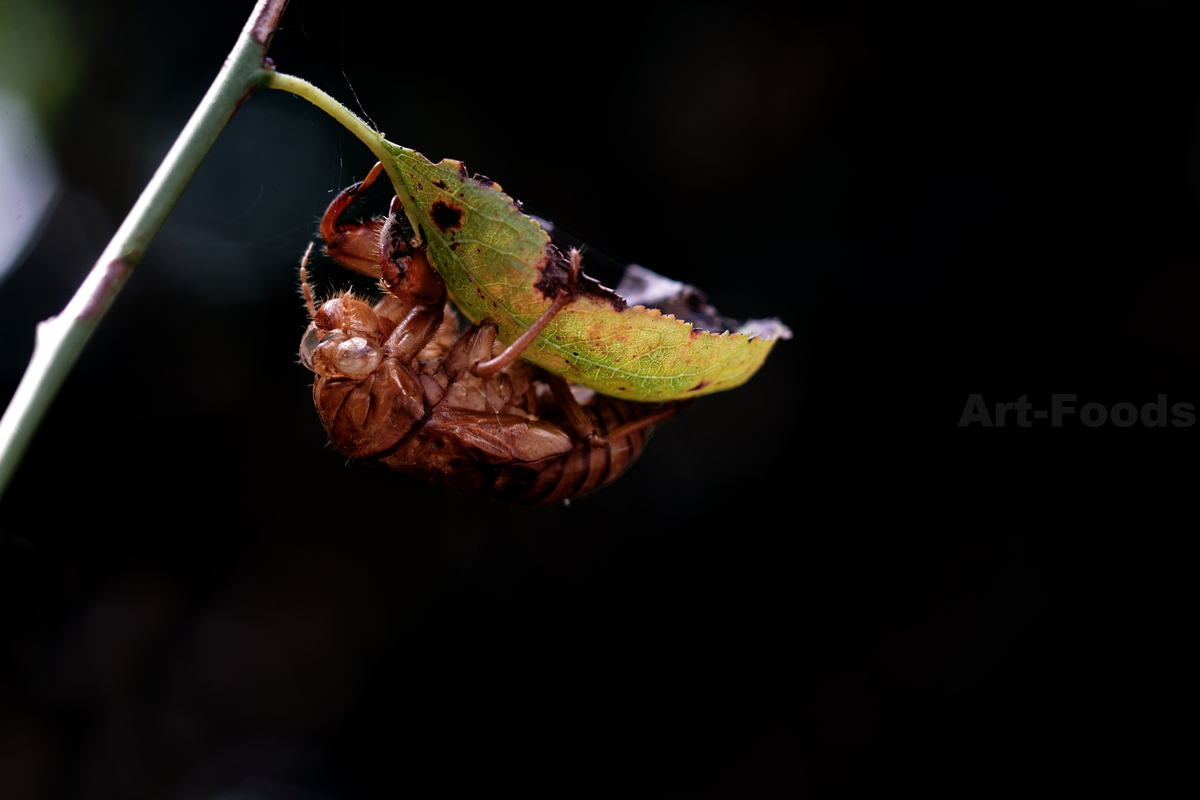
[297,164,687,504]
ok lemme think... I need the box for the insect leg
[439,317,499,380]
[545,370,690,448]
[472,248,582,377]
[592,400,692,445]
[320,161,387,277]
[544,373,607,446]
[377,196,446,307]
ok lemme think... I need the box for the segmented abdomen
[491,398,655,505]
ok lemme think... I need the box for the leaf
[267,73,790,402]
[373,142,790,402]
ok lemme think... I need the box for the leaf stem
[266,71,387,161]
[264,73,424,242]
[0,0,290,500]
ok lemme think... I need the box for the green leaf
[378,142,788,401]
[270,73,790,402]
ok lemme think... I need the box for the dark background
[1,1,1196,797]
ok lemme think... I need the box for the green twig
[0,0,290,500]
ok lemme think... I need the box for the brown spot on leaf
[687,380,711,393]
[458,162,469,178]
[430,201,463,232]
[473,173,495,187]
[432,179,447,190]
[533,244,628,311]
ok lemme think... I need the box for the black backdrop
[1,2,1196,797]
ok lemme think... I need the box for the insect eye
[332,336,381,378]
[299,323,321,371]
